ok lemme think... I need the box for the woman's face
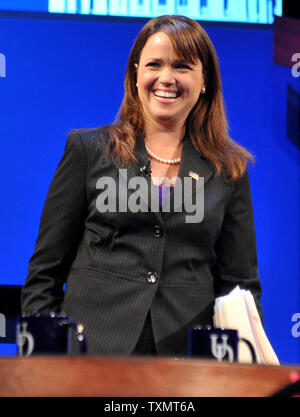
[135,31,205,130]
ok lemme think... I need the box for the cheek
[137,71,155,90]
[187,76,203,99]
[137,76,153,108]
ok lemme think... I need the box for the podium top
[0,356,299,397]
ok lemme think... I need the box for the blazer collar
[168,133,215,213]
[177,132,215,182]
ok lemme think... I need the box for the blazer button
[147,272,158,283]
[154,225,163,238]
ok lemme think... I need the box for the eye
[175,63,192,70]
[146,62,160,68]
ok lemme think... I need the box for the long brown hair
[108,15,253,182]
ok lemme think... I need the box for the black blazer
[22,126,262,356]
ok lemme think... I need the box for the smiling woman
[22,15,263,357]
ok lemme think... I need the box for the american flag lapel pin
[188,171,199,181]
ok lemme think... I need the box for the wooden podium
[0,356,299,397]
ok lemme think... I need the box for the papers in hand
[213,286,280,365]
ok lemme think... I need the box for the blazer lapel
[162,134,215,215]
[119,134,163,222]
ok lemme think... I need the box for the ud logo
[210,334,234,362]
[16,322,35,356]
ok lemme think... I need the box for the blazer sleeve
[21,130,87,314]
[213,169,263,322]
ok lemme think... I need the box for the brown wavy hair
[108,15,253,182]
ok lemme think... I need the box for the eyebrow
[145,57,194,65]
[144,57,162,61]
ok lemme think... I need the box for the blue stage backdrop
[0,13,299,364]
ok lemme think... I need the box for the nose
[158,67,176,86]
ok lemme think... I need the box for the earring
[201,87,206,94]
[136,82,138,87]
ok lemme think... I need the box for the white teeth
[154,90,178,98]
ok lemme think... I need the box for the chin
[152,110,178,120]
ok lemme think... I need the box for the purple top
[154,184,173,208]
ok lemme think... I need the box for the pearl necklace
[145,144,181,165]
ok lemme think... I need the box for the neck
[144,123,186,148]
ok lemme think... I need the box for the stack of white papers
[213,286,279,365]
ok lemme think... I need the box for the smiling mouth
[152,89,181,102]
